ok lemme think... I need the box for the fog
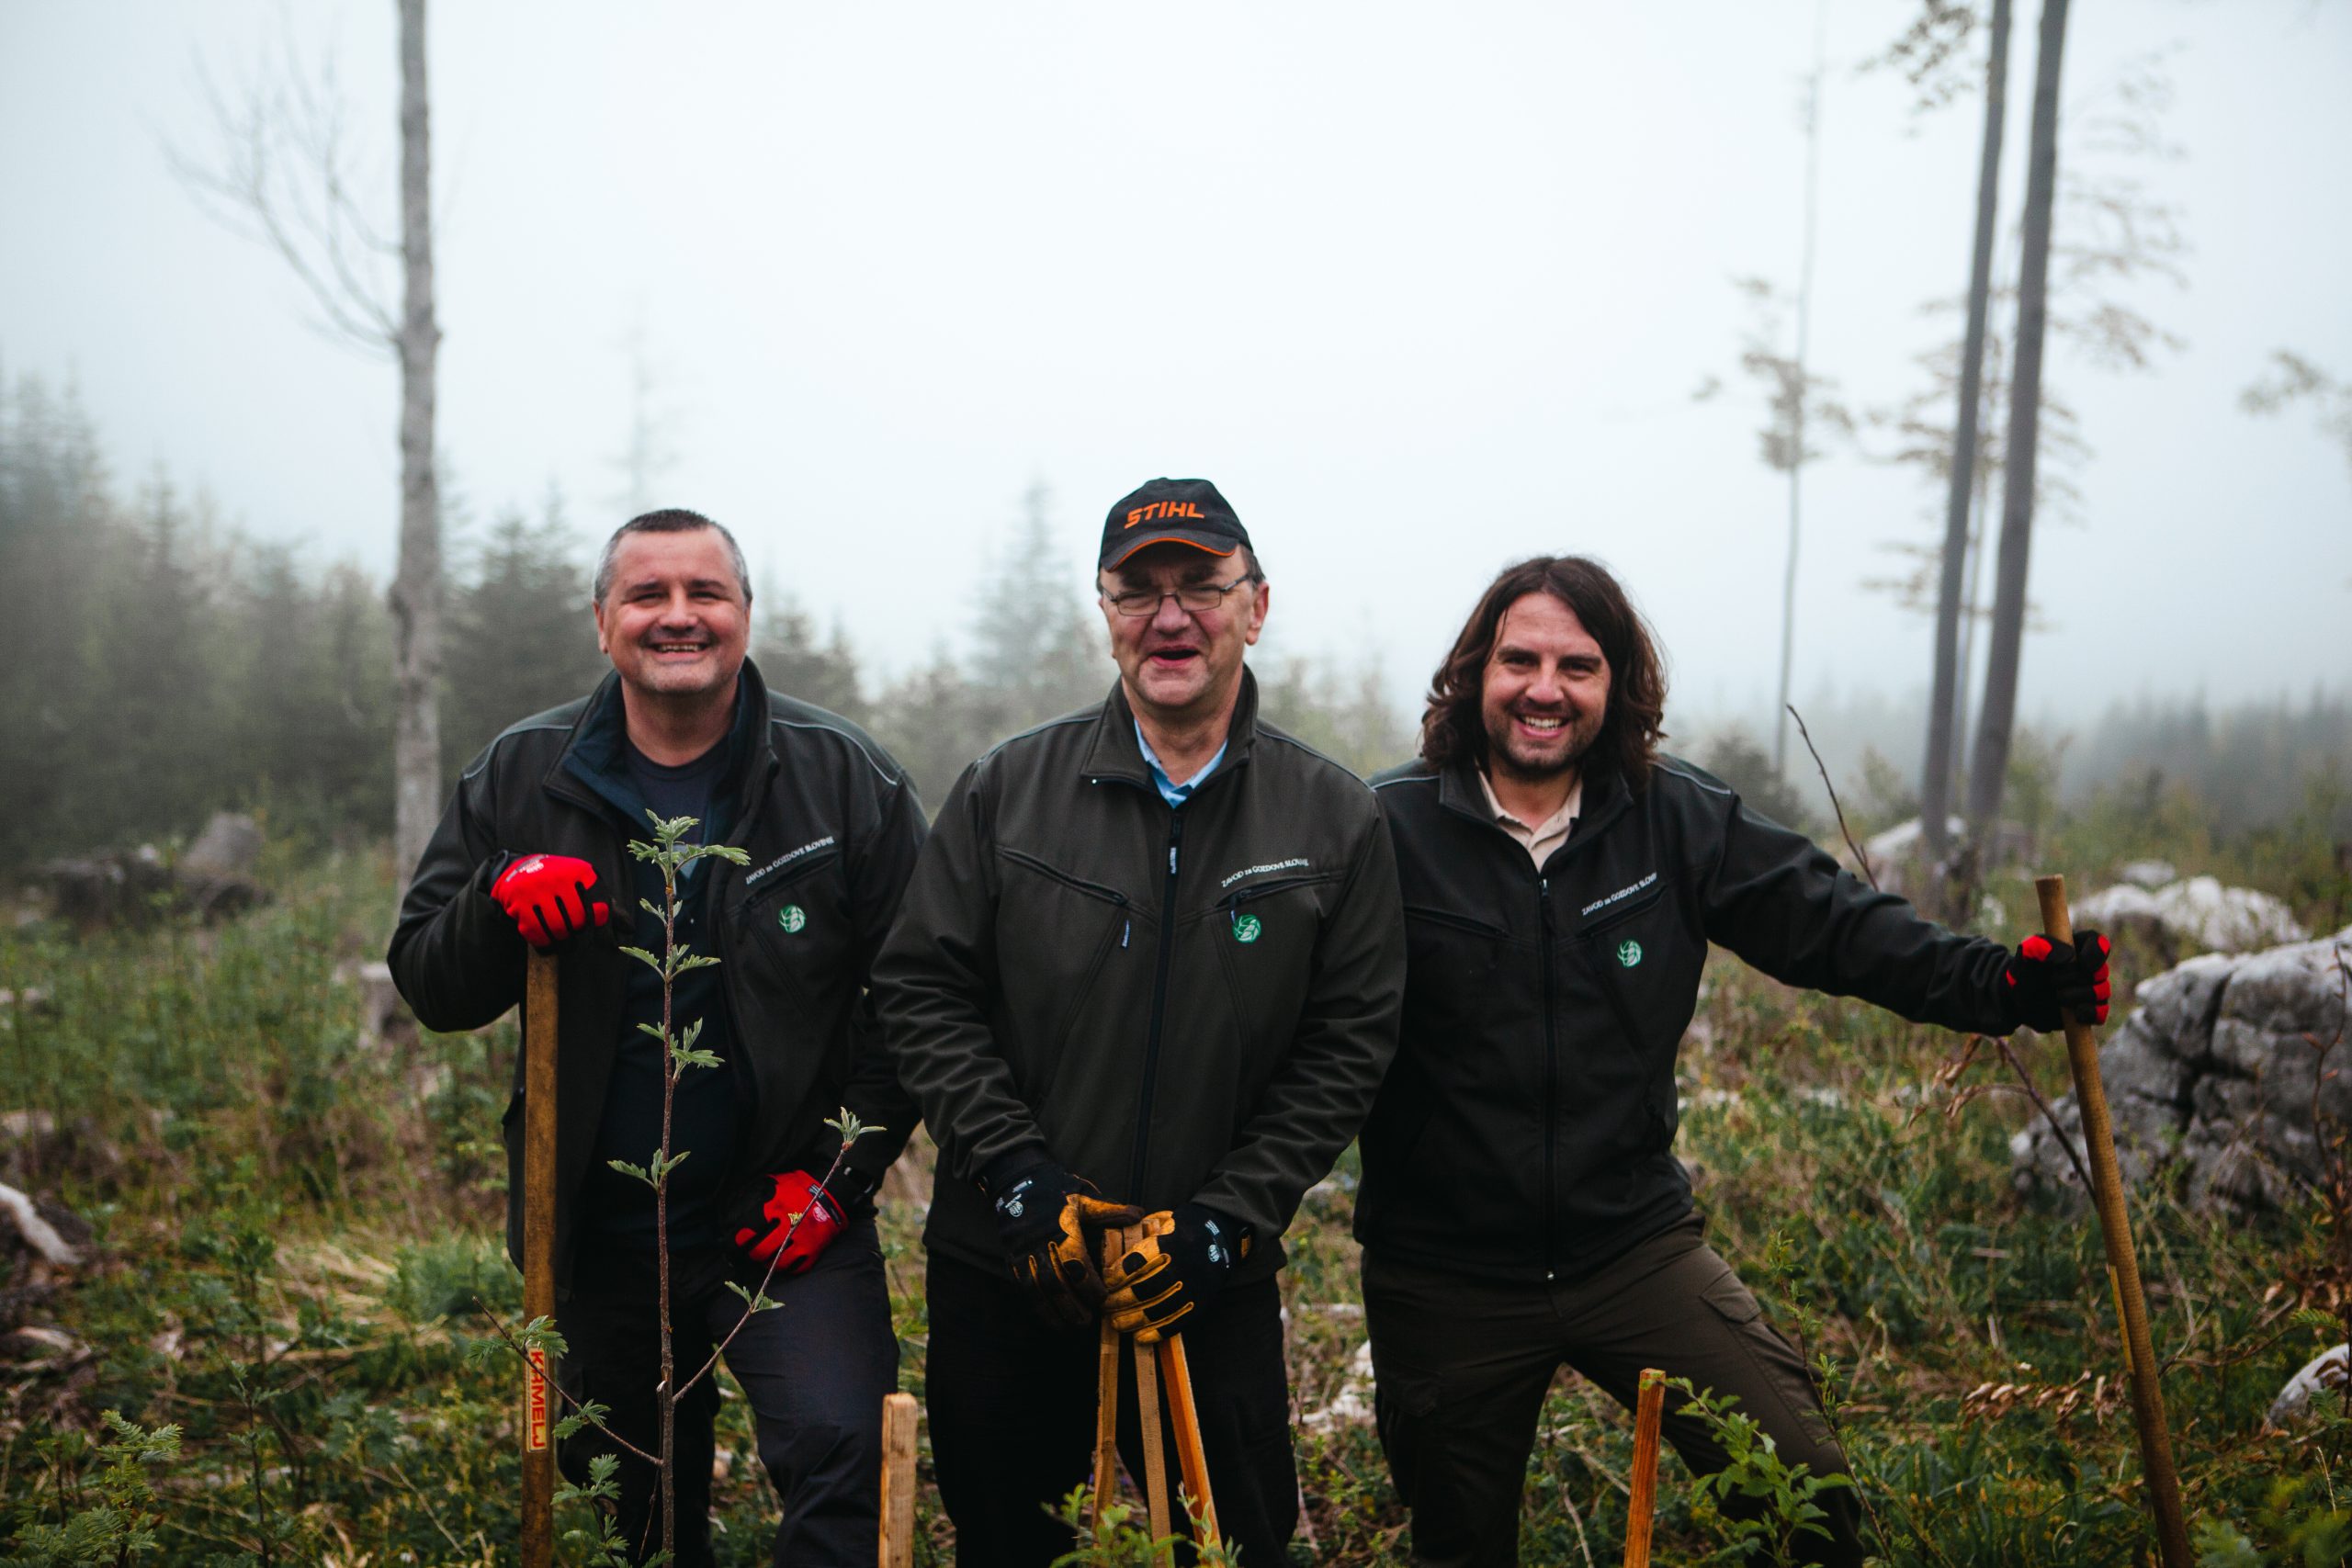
[3,0,2346,731]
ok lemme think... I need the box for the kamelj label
[526,1347,550,1451]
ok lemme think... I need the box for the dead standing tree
[174,0,442,893]
[1921,0,2011,873]
[1963,0,2070,863]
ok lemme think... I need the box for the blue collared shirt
[1136,719,1227,808]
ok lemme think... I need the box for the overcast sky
[3,2,2346,731]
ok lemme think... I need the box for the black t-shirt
[578,733,743,1249]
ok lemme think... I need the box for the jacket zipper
[1540,874,1558,1281]
[1129,807,1186,1201]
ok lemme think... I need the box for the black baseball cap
[1099,478,1252,570]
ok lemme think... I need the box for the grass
[1,815,2348,1564]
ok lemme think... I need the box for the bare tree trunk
[1965,0,2069,847]
[390,0,442,891]
[1771,2,1828,781]
[1922,0,2010,864]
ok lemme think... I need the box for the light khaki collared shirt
[1478,770,1582,868]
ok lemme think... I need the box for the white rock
[1302,1341,1376,1431]
[0,1180,81,1267]
[2267,1344,2349,1427]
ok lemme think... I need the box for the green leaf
[606,1158,651,1186]
[724,1279,781,1313]
[618,944,661,970]
[672,1047,723,1071]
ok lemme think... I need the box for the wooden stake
[520,947,559,1568]
[1623,1367,1666,1568]
[1134,1339,1171,1552]
[1091,1320,1122,1531]
[2036,874,2192,1567]
[878,1392,918,1568]
[1160,1334,1220,1549]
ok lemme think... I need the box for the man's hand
[491,853,609,949]
[1102,1203,1250,1344]
[2002,929,2112,1030]
[731,1170,847,1276]
[991,1161,1142,1329]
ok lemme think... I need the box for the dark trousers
[1364,1216,1861,1568]
[557,1221,899,1567]
[925,1253,1297,1566]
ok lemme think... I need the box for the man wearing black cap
[877,479,1407,1564]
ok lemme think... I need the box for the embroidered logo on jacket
[745,836,837,886]
[1581,872,1657,919]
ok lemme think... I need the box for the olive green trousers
[1364,1214,1862,1568]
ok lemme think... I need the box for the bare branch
[167,31,398,355]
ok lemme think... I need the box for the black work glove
[1102,1203,1251,1345]
[2001,928,2112,1030]
[987,1158,1143,1330]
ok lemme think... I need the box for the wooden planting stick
[521,947,559,1568]
[1091,1320,1122,1531]
[1623,1367,1666,1568]
[2036,874,2191,1568]
[1134,1339,1172,1550]
[878,1392,918,1568]
[1160,1334,1221,1550]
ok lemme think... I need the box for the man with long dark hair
[1361,555,2109,1567]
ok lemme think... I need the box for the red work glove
[2002,929,2112,1030]
[732,1170,846,1275]
[490,853,608,949]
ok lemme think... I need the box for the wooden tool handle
[1623,1368,1666,1568]
[1159,1335,1220,1549]
[520,947,560,1568]
[1133,1339,1171,1551]
[1091,1319,1122,1532]
[878,1392,919,1568]
[2034,875,2191,1567]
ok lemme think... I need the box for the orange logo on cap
[1125,501,1207,528]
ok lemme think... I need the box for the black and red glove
[731,1169,849,1276]
[2002,929,2111,1030]
[490,853,608,949]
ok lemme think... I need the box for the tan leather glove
[1102,1204,1250,1344]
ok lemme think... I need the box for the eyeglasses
[1101,577,1257,618]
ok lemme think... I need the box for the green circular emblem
[1616,938,1643,968]
[777,905,807,933]
[1232,914,1262,944]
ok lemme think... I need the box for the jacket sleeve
[834,766,929,1186]
[1690,774,2014,1035]
[387,753,527,1032]
[1193,803,1407,1242]
[872,761,1051,1188]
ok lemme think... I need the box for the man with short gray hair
[390,507,926,1565]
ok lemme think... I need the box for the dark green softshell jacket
[387,660,926,1292]
[1359,754,2019,1284]
[875,671,1407,1284]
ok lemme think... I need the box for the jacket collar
[1437,753,1634,855]
[542,658,779,829]
[1080,666,1262,789]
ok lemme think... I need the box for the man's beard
[1483,707,1603,783]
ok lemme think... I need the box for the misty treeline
[6,368,2344,883]
[0,379,1409,873]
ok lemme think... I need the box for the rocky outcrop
[2011,924,2351,1212]
[2074,874,2308,964]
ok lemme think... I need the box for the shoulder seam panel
[773,716,899,785]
